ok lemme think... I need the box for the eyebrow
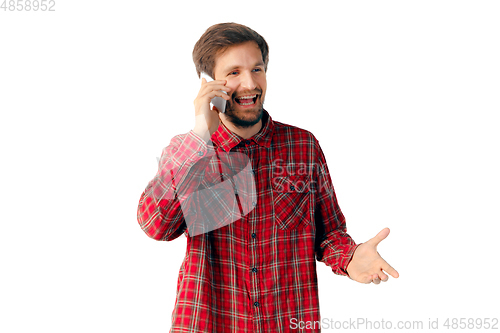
[222,61,265,73]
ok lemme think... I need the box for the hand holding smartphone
[200,72,227,114]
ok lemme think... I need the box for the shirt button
[290,185,295,191]
[197,151,204,156]
[254,302,259,307]
[245,140,251,145]
[251,233,256,238]
[252,201,256,206]
[252,267,258,273]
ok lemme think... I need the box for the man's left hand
[346,228,399,284]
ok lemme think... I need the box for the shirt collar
[212,109,274,152]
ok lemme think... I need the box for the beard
[222,90,264,129]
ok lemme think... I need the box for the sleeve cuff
[183,130,216,161]
[337,243,360,277]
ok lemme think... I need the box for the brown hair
[192,23,269,79]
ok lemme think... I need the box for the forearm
[313,138,358,275]
[137,131,215,240]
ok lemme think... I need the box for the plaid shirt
[137,110,358,333]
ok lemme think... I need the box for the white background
[1,1,499,332]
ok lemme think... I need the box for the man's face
[213,41,267,128]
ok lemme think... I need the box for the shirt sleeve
[137,130,216,241]
[313,139,359,276]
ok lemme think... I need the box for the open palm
[346,228,399,284]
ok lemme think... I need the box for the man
[137,22,398,333]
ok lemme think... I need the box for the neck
[219,116,262,139]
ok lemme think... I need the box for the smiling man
[214,41,266,128]
[137,23,398,333]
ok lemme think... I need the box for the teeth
[236,95,257,100]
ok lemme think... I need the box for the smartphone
[200,72,227,113]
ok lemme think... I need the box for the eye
[252,68,262,72]
[228,71,238,76]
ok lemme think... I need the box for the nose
[239,71,257,91]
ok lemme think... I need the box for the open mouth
[235,94,258,106]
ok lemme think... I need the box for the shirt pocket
[272,175,313,230]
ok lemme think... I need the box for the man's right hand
[193,78,231,142]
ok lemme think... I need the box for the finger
[199,79,228,92]
[200,86,231,100]
[359,274,372,284]
[382,261,399,278]
[379,271,389,282]
[205,90,231,101]
[201,79,228,88]
[368,227,390,246]
[368,274,380,284]
[206,83,230,92]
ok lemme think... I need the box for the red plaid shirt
[137,110,358,333]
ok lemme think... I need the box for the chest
[201,145,317,232]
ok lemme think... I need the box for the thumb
[368,227,390,246]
